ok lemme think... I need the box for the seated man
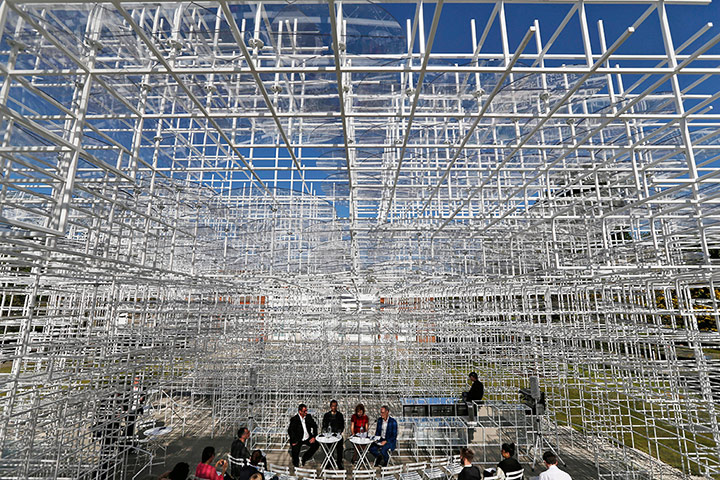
[369,405,397,467]
[321,399,345,467]
[230,427,251,478]
[288,403,320,467]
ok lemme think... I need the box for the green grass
[551,383,720,479]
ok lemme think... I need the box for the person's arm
[350,415,357,435]
[158,470,171,479]
[322,413,330,432]
[215,459,228,479]
[338,413,345,433]
[388,419,397,443]
[308,415,318,442]
[289,418,298,446]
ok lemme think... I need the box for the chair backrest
[269,464,291,475]
[429,457,449,467]
[380,465,403,478]
[228,454,246,469]
[322,469,347,480]
[504,470,524,480]
[444,463,463,476]
[295,467,318,479]
[398,472,422,480]
[405,462,426,473]
[423,467,445,480]
[353,469,377,480]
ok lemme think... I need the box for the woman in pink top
[195,446,228,480]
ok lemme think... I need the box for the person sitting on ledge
[497,442,523,478]
[195,446,228,480]
[457,447,481,480]
[464,372,484,403]
[369,405,397,467]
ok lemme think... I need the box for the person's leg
[335,439,343,466]
[291,443,302,467]
[380,445,392,466]
[369,444,380,466]
[302,440,320,464]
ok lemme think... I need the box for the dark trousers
[334,438,344,465]
[369,443,393,466]
[291,439,320,466]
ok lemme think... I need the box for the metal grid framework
[0,0,719,478]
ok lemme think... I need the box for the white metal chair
[295,466,319,479]
[423,466,446,480]
[228,454,246,476]
[504,470,524,480]
[442,463,463,476]
[380,464,403,480]
[405,462,427,473]
[353,469,377,480]
[269,464,291,475]
[398,471,423,480]
[322,469,347,480]
[429,457,449,467]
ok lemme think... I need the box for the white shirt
[300,415,310,441]
[539,465,572,480]
[381,418,388,439]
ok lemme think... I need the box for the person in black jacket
[465,372,484,403]
[288,404,319,467]
[230,427,251,478]
[497,443,524,478]
[458,447,482,480]
[321,400,345,467]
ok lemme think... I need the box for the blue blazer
[374,416,398,450]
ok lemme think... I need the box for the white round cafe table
[316,434,342,470]
[143,426,173,437]
[349,435,374,470]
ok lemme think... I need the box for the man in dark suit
[369,405,397,467]
[288,403,319,467]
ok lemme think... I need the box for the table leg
[354,443,371,471]
[321,442,338,470]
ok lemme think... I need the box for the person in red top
[196,446,228,480]
[350,403,369,435]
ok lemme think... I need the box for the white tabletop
[316,433,342,444]
[349,435,374,445]
[143,426,172,436]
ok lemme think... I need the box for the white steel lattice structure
[0,0,719,478]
